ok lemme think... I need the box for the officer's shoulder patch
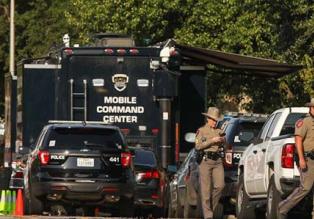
[296,119,303,128]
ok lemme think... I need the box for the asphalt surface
[0,215,237,219]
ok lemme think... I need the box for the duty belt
[304,151,314,160]
[203,151,221,161]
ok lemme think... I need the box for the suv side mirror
[167,165,177,173]
[185,132,196,143]
[18,146,31,155]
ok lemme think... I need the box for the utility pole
[3,0,16,168]
[10,0,15,78]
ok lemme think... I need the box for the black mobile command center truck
[5,34,208,170]
[5,33,301,172]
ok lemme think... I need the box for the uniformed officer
[195,107,225,219]
[278,98,314,219]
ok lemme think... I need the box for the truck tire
[266,175,282,219]
[236,174,256,219]
[213,202,224,219]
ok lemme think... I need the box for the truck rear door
[58,48,160,138]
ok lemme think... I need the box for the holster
[195,150,204,164]
[305,150,314,160]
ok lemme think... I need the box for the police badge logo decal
[112,74,129,92]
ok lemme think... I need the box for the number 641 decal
[109,156,120,163]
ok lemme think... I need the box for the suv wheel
[266,175,282,219]
[236,174,256,219]
[120,198,135,217]
[24,185,44,215]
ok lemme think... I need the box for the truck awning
[176,44,302,78]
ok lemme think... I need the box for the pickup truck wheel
[266,176,282,219]
[236,174,256,219]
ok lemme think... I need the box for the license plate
[77,158,94,167]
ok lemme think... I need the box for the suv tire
[120,198,135,217]
[236,174,256,219]
[266,175,282,219]
[25,190,43,215]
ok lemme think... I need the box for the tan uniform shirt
[195,124,222,152]
[295,115,314,152]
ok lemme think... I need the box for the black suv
[23,122,135,216]
[222,116,266,210]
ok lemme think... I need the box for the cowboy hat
[202,107,223,121]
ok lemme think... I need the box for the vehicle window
[226,121,264,147]
[258,114,275,142]
[265,112,282,140]
[35,127,48,149]
[280,113,307,136]
[134,150,157,167]
[42,127,124,149]
[178,149,194,172]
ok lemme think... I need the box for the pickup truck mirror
[184,132,196,143]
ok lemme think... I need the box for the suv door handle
[253,150,257,154]
[262,149,266,153]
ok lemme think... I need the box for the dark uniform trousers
[199,158,225,219]
[278,158,314,218]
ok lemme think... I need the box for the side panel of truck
[17,64,59,148]
[178,67,207,154]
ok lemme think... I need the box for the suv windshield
[225,120,265,147]
[42,127,124,149]
[134,150,157,167]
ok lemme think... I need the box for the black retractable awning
[175,43,303,78]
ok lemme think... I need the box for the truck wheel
[213,202,224,219]
[266,175,282,219]
[236,174,256,219]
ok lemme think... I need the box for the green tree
[65,0,183,45]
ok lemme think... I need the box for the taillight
[38,150,50,165]
[224,150,233,168]
[14,172,24,178]
[63,48,73,55]
[282,144,295,168]
[121,152,131,168]
[136,170,159,182]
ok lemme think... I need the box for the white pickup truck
[236,107,309,219]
